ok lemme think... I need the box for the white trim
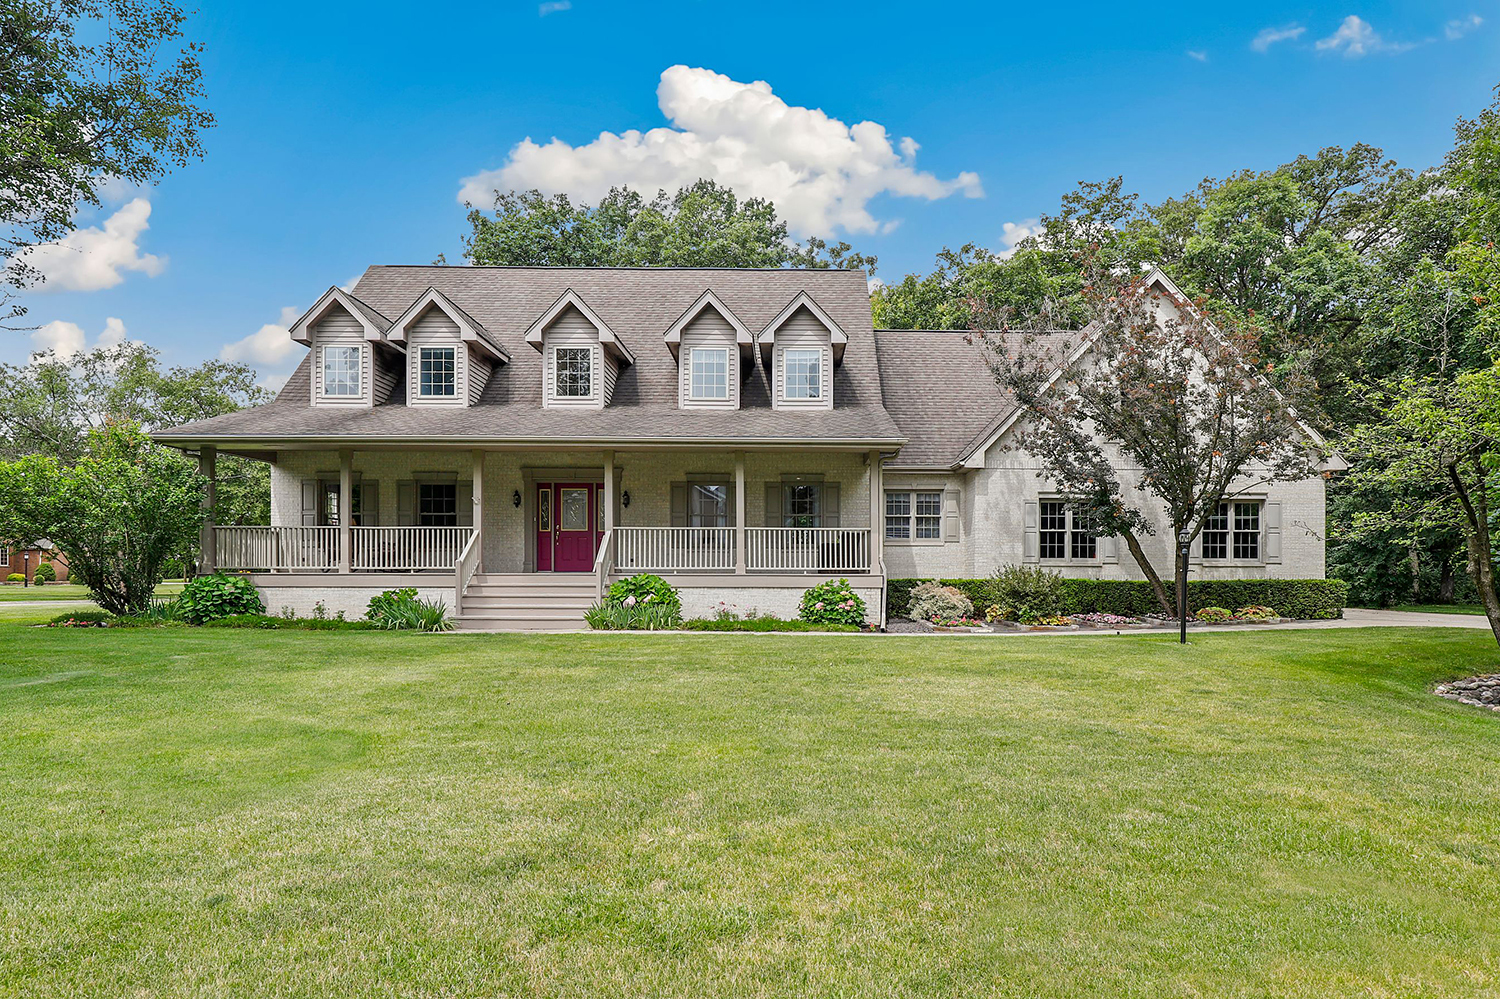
[664,289,754,361]
[1035,497,1102,565]
[384,287,509,362]
[318,344,364,402]
[687,346,731,402]
[551,343,599,404]
[758,290,848,365]
[415,345,459,400]
[289,287,390,346]
[881,488,944,546]
[523,288,635,364]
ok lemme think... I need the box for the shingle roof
[158,266,904,448]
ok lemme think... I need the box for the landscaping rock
[1435,674,1500,711]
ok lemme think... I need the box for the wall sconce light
[512,490,522,508]
[621,490,631,508]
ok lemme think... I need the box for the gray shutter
[726,482,736,528]
[670,483,687,527]
[1190,522,1203,565]
[942,488,960,542]
[1022,500,1039,562]
[1101,534,1118,563]
[301,481,318,526]
[397,481,416,526]
[456,481,473,528]
[361,482,380,527]
[765,483,782,527]
[1264,501,1282,563]
[823,483,840,528]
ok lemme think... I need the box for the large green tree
[462,180,876,273]
[2,0,214,325]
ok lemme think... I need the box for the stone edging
[1435,674,1500,712]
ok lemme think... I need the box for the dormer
[384,288,510,407]
[664,290,754,410]
[523,289,634,409]
[290,287,399,408]
[758,292,847,411]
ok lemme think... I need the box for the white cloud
[998,218,1043,260]
[1316,15,1414,57]
[30,316,135,361]
[1446,14,1483,39]
[1251,24,1306,51]
[20,198,166,292]
[458,65,983,238]
[1186,49,1208,62]
[539,0,570,13]
[220,306,303,370]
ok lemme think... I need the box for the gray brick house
[156,265,1339,629]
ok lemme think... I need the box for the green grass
[2,612,1500,997]
[1383,603,1488,615]
[0,581,184,602]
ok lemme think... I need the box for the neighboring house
[2,542,70,583]
[155,265,1340,629]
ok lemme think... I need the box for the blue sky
[11,0,1499,386]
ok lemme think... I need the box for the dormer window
[554,346,594,398]
[689,347,730,401]
[322,345,362,398]
[783,349,822,401]
[418,346,456,398]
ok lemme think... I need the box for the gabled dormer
[384,287,510,407]
[759,291,847,411]
[664,290,754,410]
[290,287,399,408]
[523,289,634,409]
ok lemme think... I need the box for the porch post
[603,450,615,533]
[198,446,216,575]
[339,448,353,574]
[868,449,881,571]
[471,449,485,573]
[734,450,746,574]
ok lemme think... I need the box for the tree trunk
[1408,543,1421,603]
[1439,559,1455,604]
[1448,460,1500,647]
[1121,529,1175,616]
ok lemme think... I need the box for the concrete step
[465,583,597,599]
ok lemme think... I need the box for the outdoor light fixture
[622,490,631,508]
[1177,529,1191,645]
[512,490,521,508]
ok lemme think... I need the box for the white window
[1039,500,1097,560]
[1203,501,1260,560]
[885,491,942,540]
[555,346,593,398]
[783,349,822,400]
[418,346,456,397]
[322,345,361,398]
[689,347,730,400]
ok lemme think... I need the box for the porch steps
[455,573,597,631]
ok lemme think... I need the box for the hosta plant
[1195,606,1234,624]
[177,573,264,623]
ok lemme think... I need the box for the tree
[972,260,1320,616]
[0,423,204,614]
[2,0,214,325]
[0,342,271,524]
[462,180,875,273]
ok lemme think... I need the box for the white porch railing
[351,527,474,571]
[747,527,872,573]
[615,527,736,572]
[454,530,481,618]
[216,526,340,572]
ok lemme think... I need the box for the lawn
[2,612,1500,998]
[1383,603,1489,616]
[0,581,185,602]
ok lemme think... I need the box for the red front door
[538,482,599,572]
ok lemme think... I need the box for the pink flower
[624,595,637,607]
[814,601,824,610]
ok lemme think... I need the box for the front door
[537,482,599,572]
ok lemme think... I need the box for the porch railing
[216,526,340,572]
[352,527,473,571]
[747,527,872,573]
[615,527,736,572]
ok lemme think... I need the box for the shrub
[888,577,1347,620]
[799,578,867,626]
[6,573,23,583]
[584,601,680,631]
[33,561,55,584]
[177,573,264,623]
[365,588,454,631]
[907,581,972,622]
[1234,605,1278,621]
[606,574,682,618]
[681,613,859,632]
[202,614,374,631]
[1195,606,1233,623]
[989,564,1066,623]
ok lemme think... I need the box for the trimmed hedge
[888,577,1349,621]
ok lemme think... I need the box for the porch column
[868,449,881,571]
[734,450,746,574]
[339,448,353,574]
[471,449,485,573]
[603,449,615,533]
[198,446,216,575]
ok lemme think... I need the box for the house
[2,542,69,583]
[155,265,1339,629]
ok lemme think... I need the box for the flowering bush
[1071,612,1139,627]
[907,581,972,622]
[606,574,682,618]
[799,578,867,626]
[988,564,1066,622]
[1234,605,1278,621]
[931,615,986,628]
[1195,606,1234,624]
